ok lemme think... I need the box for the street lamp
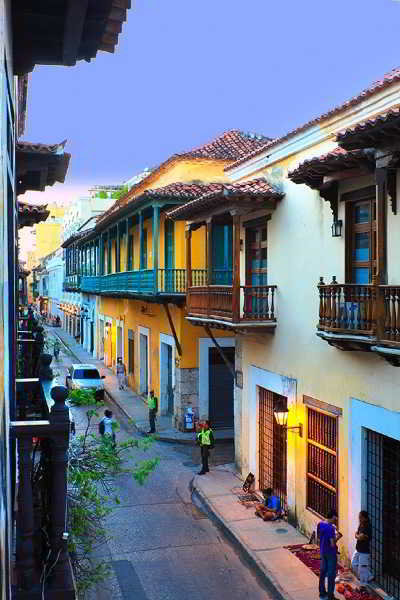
[273,405,303,437]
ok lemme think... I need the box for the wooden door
[259,387,287,511]
[245,225,268,315]
[346,195,376,284]
[211,224,232,285]
[208,347,234,428]
[164,220,175,291]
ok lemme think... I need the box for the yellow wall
[99,296,232,396]
[35,204,65,262]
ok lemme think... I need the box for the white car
[66,364,105,400]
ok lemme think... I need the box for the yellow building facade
[64,131,267,429]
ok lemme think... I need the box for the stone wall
[174,367,199,431]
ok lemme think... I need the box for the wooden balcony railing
[382,285,400,344]
[318,279,400,345]
[80,269,206,296]
[11,378,75,599]
[187,284,277,323]
[63,274,81,291]
[242,285,277,321]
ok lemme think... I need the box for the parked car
[65,364,106,400]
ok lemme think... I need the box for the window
[307,407,338,518]
[211,224,232,284]
[345,188,376,284]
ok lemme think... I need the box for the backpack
[98,419,105,435]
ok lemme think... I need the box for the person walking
[196,420,214,475]
[317,509,341,600]
[147,390,158,434]
[99,409,117,447]
[116,357,126,390]
[351,511,374,585]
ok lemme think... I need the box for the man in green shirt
[147,389,158,434]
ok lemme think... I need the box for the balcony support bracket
[203,325,235,379]
[163,303,182,356]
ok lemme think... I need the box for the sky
[20,0,400,206]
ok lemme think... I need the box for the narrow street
[46,327,276,600]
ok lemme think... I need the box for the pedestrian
[351,511,374,585]
[317,509,341,600]
[147,389,158,434]
[116,357,125,390]
[196,420,214,475]
[98,409,117,447]
[255,488,282,521]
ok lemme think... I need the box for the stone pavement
[193,465,323,600]
[51,326,233,444]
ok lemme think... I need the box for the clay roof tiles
[167,178,283,220]
[336,106,400,149]
[288,148,374,188]
[97,130,271,226]
[225,67,400,172]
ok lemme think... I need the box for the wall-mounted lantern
[273,406,303,437]
[331,219,343,238]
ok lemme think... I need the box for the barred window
[307,408,338,518]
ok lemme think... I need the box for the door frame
[159,333,175,415]
[138,326,150,395]
[248,366,297,513]
[199,337,235,420]
[115,318,124,364]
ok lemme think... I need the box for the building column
[116,223,121,272]
[139,211,144,269]
[152,205,160,293]
[185,225,192,290]
[206,218,212,285]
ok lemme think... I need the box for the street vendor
[255,487,282,521]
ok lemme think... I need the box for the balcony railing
[318,279,400,346]
[63,274,81,291]
[80,269,206,296]
[12,377,75,599]
[187,284,277,324]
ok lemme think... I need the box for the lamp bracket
[285,424,303,438]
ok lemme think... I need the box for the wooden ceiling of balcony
[12,0,130,75]
[16,141,71,196]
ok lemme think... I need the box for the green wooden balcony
[63,274,81,291]
[80,268,202,297]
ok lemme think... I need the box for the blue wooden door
[212,224,232,285]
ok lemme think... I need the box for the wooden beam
[63,0,89,65]
[203,325,235,378]
[163,304,182,356]
[152,205,160,293]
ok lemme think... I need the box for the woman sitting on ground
[255,488,282,521]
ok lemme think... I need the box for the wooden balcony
[11,377,76,599]
[186,284,277,333]
[317,278,400,365]
[63,274,81,291]
[80,268,204,299]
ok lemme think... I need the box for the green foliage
[68,409,158,597]
[68,389,103,406]
[111,185,129,200]
[96,191,108,199]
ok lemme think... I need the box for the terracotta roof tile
[288,148,374,188]
[226,67,400,172]
[97,130,271,225]
[167,178,283,220]
[18,201,50,228]
[336,106,400,149]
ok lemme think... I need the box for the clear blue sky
[23,0,400,189]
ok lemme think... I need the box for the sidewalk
[192,466,322,600]
[51,327,233,444]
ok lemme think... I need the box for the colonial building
[63,131,270,429]
[172,69,400,599]
[0,2,131,599]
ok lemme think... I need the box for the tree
[111,185,129,200]
[67,405,158,597]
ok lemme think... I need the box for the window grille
[258,387,287,511]
[307,408,337,518]
[366,429,400,599]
